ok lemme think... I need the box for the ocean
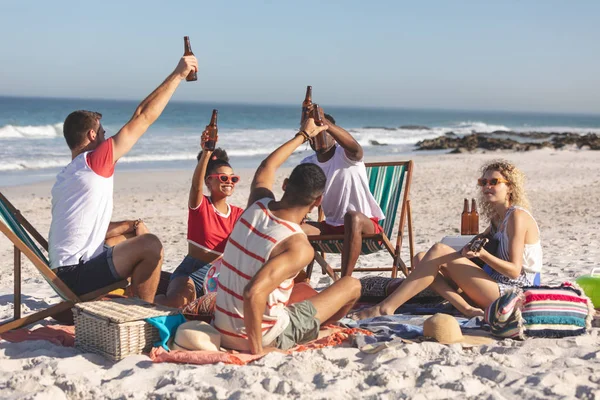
[1,96,599,187]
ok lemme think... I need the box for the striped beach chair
[0,192,127,333]
[306,160,415,280]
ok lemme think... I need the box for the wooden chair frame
[306,160,415,280]
[0,192,127,334]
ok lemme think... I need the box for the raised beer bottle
[183,36,197,82]
[470,198,479,235]
[203,110,218,151]
[461,198,471,235]
[301,86,313,126]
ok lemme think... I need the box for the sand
[1,148,599,399]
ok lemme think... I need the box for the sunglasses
[477,178,509,187]
[207,173,240,184]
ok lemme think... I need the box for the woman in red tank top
[155,132,244,308]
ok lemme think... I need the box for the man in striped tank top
[214,117,362,354]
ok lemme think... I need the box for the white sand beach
[1,149,599,399]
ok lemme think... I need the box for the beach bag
[203,258,222,294]
[485,282,594,340]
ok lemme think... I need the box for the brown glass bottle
[461,198,471,235]
[183,36,197,82]
[301,86,312,125]
[311,104,329,151]
[203,110,218,151]
[470,198,479,235]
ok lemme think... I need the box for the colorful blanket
[0,324,370,365]
[485,282,594,339]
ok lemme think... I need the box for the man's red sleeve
[86,138,115,178]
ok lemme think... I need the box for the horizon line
[1,94,599,118]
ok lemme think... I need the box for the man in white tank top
[300,111,384,277]
[214,116,362,354]
[49,54,198,302]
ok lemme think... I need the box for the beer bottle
[461,198,471,235]
[470,198,479,235]
[301,86,312,125]
[312,104,325,126]
[311,104,329,150]
[183,36,197,82]
[203,110,218,151]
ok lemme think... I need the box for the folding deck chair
[306,160,415,280]
[0,192,128,333]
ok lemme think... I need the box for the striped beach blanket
[485,282,594,340]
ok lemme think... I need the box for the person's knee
[412,251,426,266]
[339,276,362,299]
[344,211,362,229]
[430,242,451,255]
[140,233,163,263]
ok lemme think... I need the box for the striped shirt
[213,197,305,351]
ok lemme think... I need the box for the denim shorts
[275,300,321,350]
[54,247,123,296]
[171,255,212,298]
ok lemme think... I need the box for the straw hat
[171,320,221,352]
[423,313,494,346]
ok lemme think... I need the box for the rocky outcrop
[415,132,599,152]
[399,125,431,130]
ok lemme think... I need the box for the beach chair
[0,192,127,333]
[306,160,415,280]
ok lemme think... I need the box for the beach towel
[485,282,594,339]
[0,324,75,347]
[148,326,369,365]
[0,324,371,365]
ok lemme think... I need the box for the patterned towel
[485,282,594,339]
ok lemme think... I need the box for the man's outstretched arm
[247,118,328,207]
[112,55,198,161]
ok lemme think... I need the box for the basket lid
[74,297,179,323]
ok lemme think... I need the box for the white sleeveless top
[495,206,543,274]
[213,198,305,351]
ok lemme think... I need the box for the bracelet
[133,218,142,230]
[296,130,310,143]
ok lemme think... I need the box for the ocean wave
[0,158,71,171]
[511,126,600,134]
[0,123,63,139]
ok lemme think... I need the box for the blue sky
[0,1,598,113]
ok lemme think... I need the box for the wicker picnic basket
[73,297,179,361]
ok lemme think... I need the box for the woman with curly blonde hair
[354,159,542,320]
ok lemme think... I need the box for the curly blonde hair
[478,159,530,226]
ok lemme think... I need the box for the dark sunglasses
[207,173,240,184]
[477,178,509,187]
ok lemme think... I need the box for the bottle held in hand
[469,237,489,253]
[300,86,312,126]
[203,109,218,151]
[461,198,471,235]
[470,198,479,235]
[311,104,328,149]
[183,36,197,82]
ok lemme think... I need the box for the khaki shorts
[275,300,321,350]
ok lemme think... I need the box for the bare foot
[349,305,386,321]
[464,306,485,318]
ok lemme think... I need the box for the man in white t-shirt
[48,55,198,302]
[300,111,384,277]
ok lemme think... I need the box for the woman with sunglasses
[155,133,244,308]
[353,159,542,320]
